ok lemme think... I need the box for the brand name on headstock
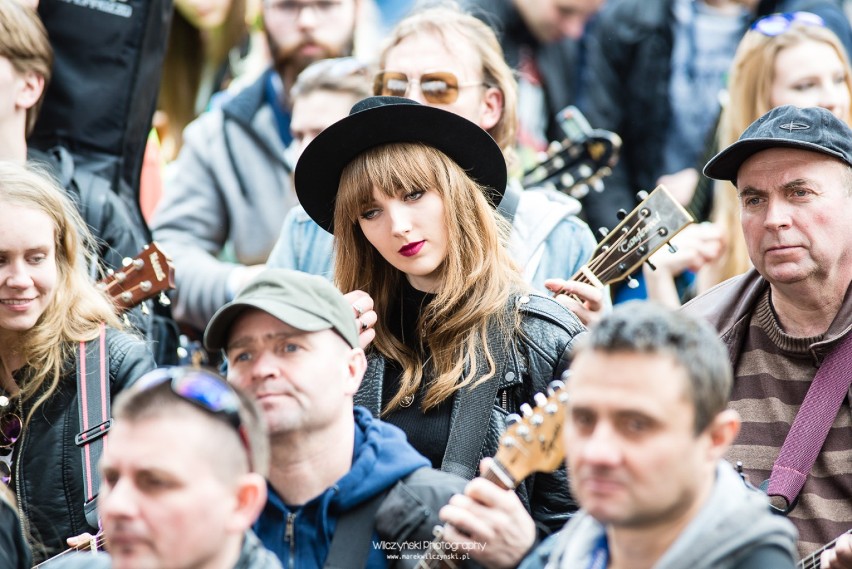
[619,210,662,254]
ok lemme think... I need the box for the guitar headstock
[521,107,621,198]
[588,185,694,287]
[97,242,175,313]
[487,381,569,490]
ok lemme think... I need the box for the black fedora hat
[294,96,508,233]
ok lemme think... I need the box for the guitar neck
[798,529,852,569]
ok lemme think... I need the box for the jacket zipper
[14,424,30,543]
[285,512,296,569]
[501,389,508,411]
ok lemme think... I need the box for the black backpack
[29,0,178,365]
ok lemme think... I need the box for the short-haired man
[152,0,369,333]
[47,366,281,568]
[203,269,483,569]
[685,104,852,566]
[511,302,798,569]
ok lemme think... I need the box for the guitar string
[33,533,107,567]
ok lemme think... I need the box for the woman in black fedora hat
[295,96,585,537]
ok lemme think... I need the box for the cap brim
[203,299,335,352]
[704,138,849,183]
[294,101,507,233]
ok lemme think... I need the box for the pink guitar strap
[764,330,852,513]
[75,322,111,529]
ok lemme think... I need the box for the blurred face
[263,0,357,78]
[514,0,605,42]
[737,147,852,288]
[358,186,449,293]
[226,310,363,436]
[175,0,232,29]
[381,30,500,133]
[291,90,360,159]
[0,202,57,344]
[770,41,851,124]
[99,416,241,569]
[565,350,714,528]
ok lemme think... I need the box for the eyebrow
[227,330,302,351]
[738,178,811,197]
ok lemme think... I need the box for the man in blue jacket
[204,269,501,569]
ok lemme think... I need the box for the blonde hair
[333,142,527,412]
[0,0,53,136]
[0,162,123,424]
[707,22,852,286]
[378,4,518,155]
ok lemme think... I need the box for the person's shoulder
[37,552,113,568]
[516,293,586,336]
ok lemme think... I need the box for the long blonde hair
[333,142,526,412]
[706,22,852,287]
[0,163,123,424]
[378,5,519,156]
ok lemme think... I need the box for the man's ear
[478,86,503,133]
[343,347,367,396]
[704,408,741,462]
[228,473,268,532]
[16,71,44,111]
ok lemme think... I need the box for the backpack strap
[323,487,391,569]
[75,323,112,528]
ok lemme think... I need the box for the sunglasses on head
[373,71,488,104]
[750,11,825,36]
[133,367,254,471]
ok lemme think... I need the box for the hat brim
[294,100,507,233]
[704,137,850,184]
[204,299,336,352]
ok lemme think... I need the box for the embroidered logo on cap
[780,122,810,132]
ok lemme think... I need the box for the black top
[381,281,452,469]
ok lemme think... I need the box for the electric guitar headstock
[521,106,622,198]
[484,380,569,491]
[97,242,175,313]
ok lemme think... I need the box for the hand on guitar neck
[810,531,852,569]
[436,383,570,569]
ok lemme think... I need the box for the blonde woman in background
[646,12,852,306]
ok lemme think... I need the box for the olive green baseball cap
[204,269,359,351]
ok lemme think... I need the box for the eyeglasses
[373,71,488,105]
[750,11,825,36]
[133,367,254,471]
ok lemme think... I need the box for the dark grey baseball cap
[704,105,852,185]
[204,269,359,351]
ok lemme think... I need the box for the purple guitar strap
[764,330,852,513]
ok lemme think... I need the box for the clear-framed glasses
[373,71,488,105]
[750,11,825,36]
[132,367,253,470]
[265,0,343,18]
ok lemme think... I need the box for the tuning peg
[635,190,649,201]
[591,177,605,193]
[645,260,656,271]
[520,403,533,417]
[571,183,590,198]
[598,227,610,239]
[548,378,566,393]
[158,292,171,307]
[534,392,548,407]
[547,140,562,154]
[616,208,627,220]
[559,172,575,188]
[668,243,678,254]
[506,413,522,425]
[626,276,640,289]
[577,164,593,178]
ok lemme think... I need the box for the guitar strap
[763,330,852,513]
[75,322,111,529]
[323,487,391,569]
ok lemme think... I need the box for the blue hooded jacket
[255,406,431,569]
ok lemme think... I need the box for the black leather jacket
[355,293,586,535]
[12,328,155,562]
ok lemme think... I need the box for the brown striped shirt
[726,290,852,559]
